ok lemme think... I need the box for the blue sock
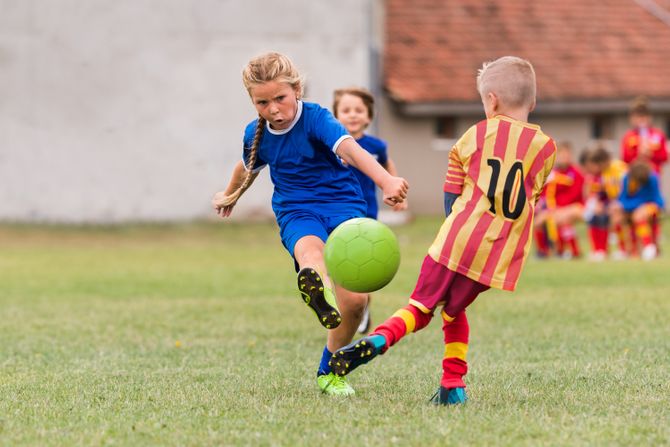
[317,345,333,376]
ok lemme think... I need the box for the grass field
[1,217,669,446]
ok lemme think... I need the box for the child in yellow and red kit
[534,141,585,258]
[328,56,556,405]
[582,146,628,260]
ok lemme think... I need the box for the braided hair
[220,116,265,206]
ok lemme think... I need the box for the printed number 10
[485,159,526,219]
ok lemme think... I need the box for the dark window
[435,116,457,139]
[591,115,614,139]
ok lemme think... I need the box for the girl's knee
[339,291,368,314]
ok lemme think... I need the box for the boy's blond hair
[242,52,305,98]
[477,56,536,109]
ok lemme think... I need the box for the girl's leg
[294,236,342,329]
[328,284,368,353]
[293,235,368,394]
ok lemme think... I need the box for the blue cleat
[430,386,468,405]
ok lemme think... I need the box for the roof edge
[394,98,670,116]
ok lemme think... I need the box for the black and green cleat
[329,335,386,376]
[297,268,342,329]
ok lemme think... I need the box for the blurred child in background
[533,141,584,259]
[620,96,667,248]
[617,161,664,260]
[333,87,407,333]
[582,145,628,261]
[621,96,668,176]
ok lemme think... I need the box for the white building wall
[0,0,371,222]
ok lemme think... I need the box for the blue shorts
[277,210,362,258]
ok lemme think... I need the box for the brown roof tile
[385,0,670,103]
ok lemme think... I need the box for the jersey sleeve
[443,144,466,194]
[533,141,557,204]
[377,140,389,167]
[652,131,668,165]
[307,105,352,153]
[241,122,267,172]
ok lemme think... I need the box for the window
[591,115,614,139]
[435,116,457,139]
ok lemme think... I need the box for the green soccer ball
[324,218,401,293]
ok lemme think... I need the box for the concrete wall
[0,0,371,222]
[378,106,670,215]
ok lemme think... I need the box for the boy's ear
[488,92,499,112]
[529,99,536,113]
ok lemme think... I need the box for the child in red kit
[534,141,585,259]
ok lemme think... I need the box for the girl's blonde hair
[242,52,305,98]
[222,53,304,207]
[477,56,536,109]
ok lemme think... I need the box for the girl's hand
[381,176,409,207]
[212,191,235,218]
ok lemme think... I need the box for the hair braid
[220,116,266,206]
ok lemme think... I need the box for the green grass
[1,218,669,446]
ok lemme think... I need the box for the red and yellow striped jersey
[429,115,556,291]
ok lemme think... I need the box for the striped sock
[371,304,433,351]
[441,310,469,388]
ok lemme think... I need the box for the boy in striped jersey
[330,56,556,405]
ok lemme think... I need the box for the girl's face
[249,81,299,130]
[335,93,371,138]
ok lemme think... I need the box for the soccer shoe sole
[329,337,379,376]
[297,268,342,329]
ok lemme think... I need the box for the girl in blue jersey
[333,87,407,333]
[212,52,408,396]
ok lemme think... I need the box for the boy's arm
[443,145,465,217]
[336,138,408,206]
[212,160,259,218]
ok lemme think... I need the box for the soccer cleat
[429,386,468,405]
[297,268,341,329]
[329,335,386,376]
[317,372,355,396]
[357,306,371,334]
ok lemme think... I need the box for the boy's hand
[392,200,408,212]
[212,191,235,218]
[381,176,409,207]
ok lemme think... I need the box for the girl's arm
[336,138,408,206]
[212,160,259,218]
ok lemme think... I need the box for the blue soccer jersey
[242,101,367,220]
[350,134,388,219]
[618,172,665,213]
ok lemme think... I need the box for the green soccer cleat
[298,268,342,329]
[429,386,468,405]
[329,335,386,376]
[317,372,355,396]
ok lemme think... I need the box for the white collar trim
[266,100,303,135]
